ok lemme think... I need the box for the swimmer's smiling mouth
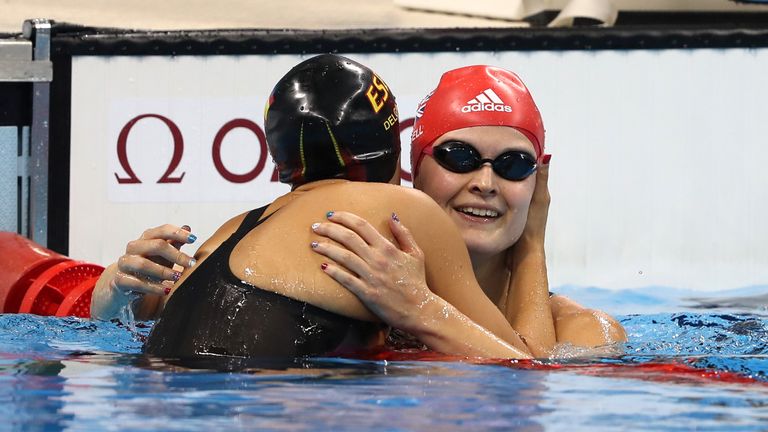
[456,206,500,218]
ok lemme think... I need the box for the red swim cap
[410,66,545,177]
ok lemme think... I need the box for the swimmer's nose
[468,164,497,196]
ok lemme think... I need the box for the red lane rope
[346,347,765,386]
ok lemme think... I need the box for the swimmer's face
[414,126,536,258]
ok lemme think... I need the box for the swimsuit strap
[227,204,271,244]
[218,204,277,283]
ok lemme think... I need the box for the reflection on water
[687,293,768,313]
[0,309,767,430]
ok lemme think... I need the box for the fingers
[138,223,196,245]
[125,230,193,267]
[538,156,550,181]
[311,240,371,279]
[317,261,370,299]
[515,156,551,248]
[169,224,194,250]
[535,155,551,204]
[324,211,390,248]
[311,214,379,262]
[110,270,170,297]
[117,254,182,285]
[312,210,421,263]
[388,213,423,258]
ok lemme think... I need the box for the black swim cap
[265,54,401,187]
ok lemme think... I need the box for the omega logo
[114,114,415,184]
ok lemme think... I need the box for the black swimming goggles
[423,141,537,181]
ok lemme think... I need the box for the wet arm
[391,290,533,359]
[503,161,556,357]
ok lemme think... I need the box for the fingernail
[187,233,197,243]
[326,211,334,219]
[181,225,191,232]
[542,154,552,164]
[311,222,321,231]
[310,241,319,249]
[164,286,172,295]
[391,212,400,223]
[171,271,182,282]
[189,258,197,267]
[320,262,328,271]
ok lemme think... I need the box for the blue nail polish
[189,258,197,267]
[326,211,335,218]
[188,234,197,243]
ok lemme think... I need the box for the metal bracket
[0,40,52,82]
[0,19,53,83]
[23,19,52,246]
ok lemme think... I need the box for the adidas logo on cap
[461,88,512,113]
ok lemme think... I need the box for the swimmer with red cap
[410,65,546,175]
[97,55,547,360]
[312,65,626,355]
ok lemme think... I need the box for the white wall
[70,49,768,292]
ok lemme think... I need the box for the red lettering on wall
[212,119,268,183]
[115,114,186,184]
[114,115,414,185]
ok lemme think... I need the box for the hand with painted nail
[502,155,557,356]
[515,154,551,248]
[310,211,434,333]
[91,224,197,321]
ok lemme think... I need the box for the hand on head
[514,154,551,248]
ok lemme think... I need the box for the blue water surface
[2,288,767,431]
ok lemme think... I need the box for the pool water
[2,289,767,431]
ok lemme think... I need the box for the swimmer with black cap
[130,54,537,360]
[266,54,400,186]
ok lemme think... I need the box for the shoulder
[550,295,627,346]
[354,183,450,224]
[334,182,443,211]
[194,210,250,258]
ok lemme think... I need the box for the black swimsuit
[143,204,380,360]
